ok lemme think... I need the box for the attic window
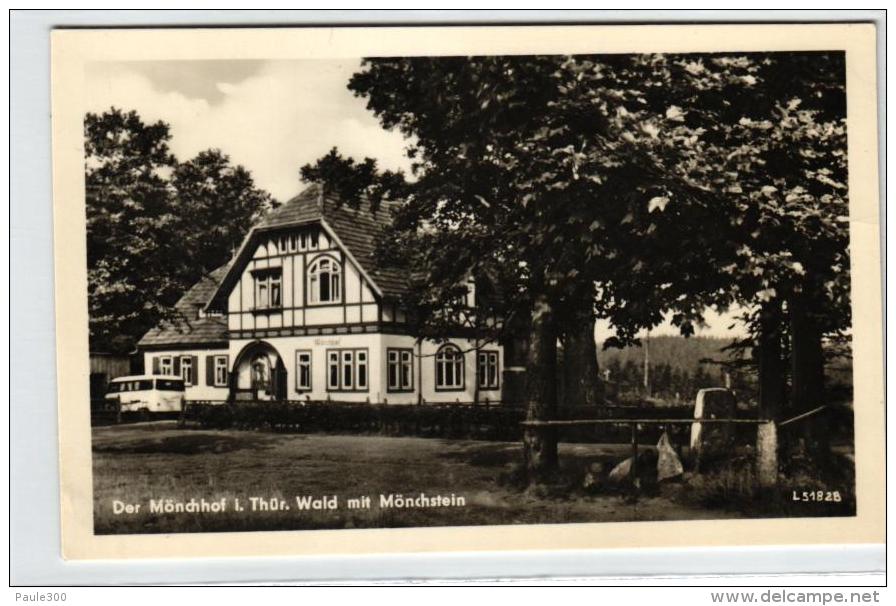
[307,256,341,304]
[253,268,282,310]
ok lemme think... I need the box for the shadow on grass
[93,433,279,456]
[435,443,519,468]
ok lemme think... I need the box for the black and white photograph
[48,24,884,558]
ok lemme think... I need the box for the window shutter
[206,355,215,386]
[191,356,199,383]
[173,356,181,376]
[152,357,160,374]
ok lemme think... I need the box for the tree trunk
[757,300,786,421]
[523,294,559,480]
[500,317,530,408]
[561,312,604,410]
[755,300,785,486]
[789,295,829,457]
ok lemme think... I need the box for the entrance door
[250,355,269,399]
[233,341,288,402]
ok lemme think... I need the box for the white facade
[143,348,230,401]
[142,196,505,405]
[227,333,502,405]
[225,227,407,335]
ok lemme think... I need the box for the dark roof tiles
[257,185,324,229]
[318,194,406,299]
[251,183,407,299]
[149,183,409,341]
[138,266,229,348]
[137,316,228,348]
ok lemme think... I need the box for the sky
[85,59,746,340]
[85,59,412,202]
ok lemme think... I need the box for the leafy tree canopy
[344,53,849,347]
[85,108,275,354]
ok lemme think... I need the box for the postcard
[51,23,883,560]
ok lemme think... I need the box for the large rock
[657,431,684,482]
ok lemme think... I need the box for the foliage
[172,148,274,280]
[299,146,410,210]
[659,53,850,339]
[85,108,183,353]
[349,56,742,346]
[346,53,849,344]
[85,108,274,354]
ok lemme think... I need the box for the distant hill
[594,334,852,403]
[596,335,737,375]
[591,335,743,402]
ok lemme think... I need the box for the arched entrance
[231,341,287,401]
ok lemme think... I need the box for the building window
[180,356,194,386]
[295,350,311,391]
[288,234,298,252]
[387,348,414,392]
[308,230,319,250]
[254,269,282,309]
[435,344,464,391]
[159,356,173,376]
[356,351,368,390]
[326,348,368,391]
[214,356,229,387]
[342,351,353,388]
[278,236,288,253]
[307,256,341,304]
[327,351,339,390]
[477,350,499,390]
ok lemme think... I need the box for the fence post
[629,422,639,490]
[756,420,778,487]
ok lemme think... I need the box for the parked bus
[105,375,186,413]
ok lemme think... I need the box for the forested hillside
[595,335,740,403]
[593,334,852,405]
[597,335,733,375]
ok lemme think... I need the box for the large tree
[668,52,850,454]
[348,56,740,476]
[85,108,275,354]
[172,148,275,281]
[85,108,183,354]
[304,53,848,475]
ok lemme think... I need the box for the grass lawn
[93,421,744,534]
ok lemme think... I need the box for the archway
[231,341,287,401]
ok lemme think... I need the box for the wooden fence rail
[520,417,771,486]
[521,404,830,487]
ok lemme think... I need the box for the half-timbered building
[138,184,506,405]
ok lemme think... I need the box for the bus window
[155,379,185,391]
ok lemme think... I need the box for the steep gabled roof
[206,183,407,311]
[318,193,407,300]
[137,266,229,349]
[255,185,323,229]
[175,265,230,314]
